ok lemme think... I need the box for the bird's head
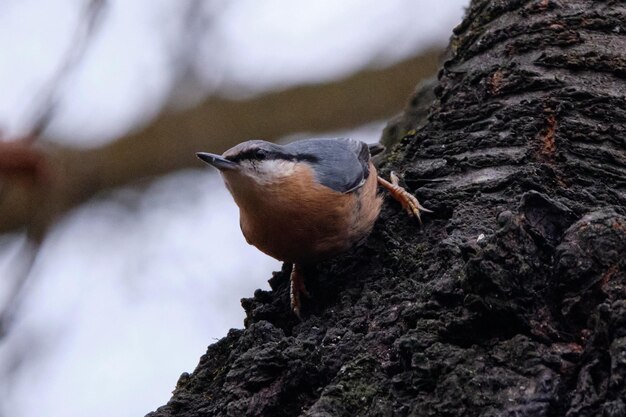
[196,140,317,187]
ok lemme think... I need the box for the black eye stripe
[227,149,318,163]
[226,149,265,162]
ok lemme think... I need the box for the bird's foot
[377,171,433,224]
[290,263,310,319]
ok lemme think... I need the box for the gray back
[284,138,371,193]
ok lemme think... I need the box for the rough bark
[148,1,626,416]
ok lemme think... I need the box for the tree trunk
[148,1,626,416]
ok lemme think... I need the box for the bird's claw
[390,171,433,223]
[378,171,433,224]
[290,264,310,319]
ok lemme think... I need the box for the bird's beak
[196,152,238,171]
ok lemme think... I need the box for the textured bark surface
[148,1,626,416]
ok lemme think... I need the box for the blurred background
[0,1,467,416]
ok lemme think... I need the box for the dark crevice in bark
[148,1,626,416]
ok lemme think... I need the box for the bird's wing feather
[284,138,371,193]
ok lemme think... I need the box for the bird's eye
[254,149,266,160]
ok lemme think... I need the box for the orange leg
[377,171,433,224]
[290,263,310,318]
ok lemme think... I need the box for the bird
[196,138,431,317]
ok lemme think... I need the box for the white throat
[236,159,298,185]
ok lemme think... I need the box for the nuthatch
[197,138,430,317]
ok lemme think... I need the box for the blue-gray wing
[284,138,371,193]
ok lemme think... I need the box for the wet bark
[148,1,626,416]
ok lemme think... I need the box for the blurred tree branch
[0,0,107,337]
[29,0,107,139]
[0,49,442,237]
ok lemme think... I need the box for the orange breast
[224,163,382,264]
